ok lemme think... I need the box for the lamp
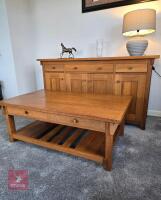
[123,9,156,56]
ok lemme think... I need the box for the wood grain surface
[1,90,131,123]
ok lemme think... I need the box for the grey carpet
[0,114,161,200]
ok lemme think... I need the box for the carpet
[0,114,161,200]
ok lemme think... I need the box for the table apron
[6,106,106,133]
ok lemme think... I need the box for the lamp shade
[123,9,156,37]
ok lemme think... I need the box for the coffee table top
[1,90,132,123]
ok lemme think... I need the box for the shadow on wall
[0,82,3,100]
[106,23,128,56]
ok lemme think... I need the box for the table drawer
[116,63,147,73]
[7,107,48,121]
[7,106,105,132]
[65,63,114,73]
[44,64,64,72]
[48,114,105,132]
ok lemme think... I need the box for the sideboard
[38,55,160,129]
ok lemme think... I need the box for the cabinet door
[87,74,114,94]
[115,74,146,123]
[65,73,88,93]
[44,73,66,91]
[65,73,114,94]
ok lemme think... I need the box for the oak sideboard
[38,55,160,129]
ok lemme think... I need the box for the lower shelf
[13,121,105,163]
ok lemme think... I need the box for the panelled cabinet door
[87,74,114,94]
[65,73,88,93]
[65,73,114,94]
[45,73,66,91]
[115,74,146,123]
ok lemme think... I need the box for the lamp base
[126,39,148,56]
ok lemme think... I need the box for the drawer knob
[128,67,133,70]
[97,67,102,70]
[52,66,56,69]
[73,67,78,70]
[73,119,79,124]
[25,110,29,114]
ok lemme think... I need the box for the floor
[0,114,161,200]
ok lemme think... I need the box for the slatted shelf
[16,121,55,138]
[13,121,105,163]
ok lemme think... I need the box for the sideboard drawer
[44,64,64,72]
[65,63,114,73]
[7,106,105,132]
[116,64,147,73]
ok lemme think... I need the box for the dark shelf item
[0,82,3,100]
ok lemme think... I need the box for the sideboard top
[37,55,160,63]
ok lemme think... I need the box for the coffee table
[1,90,131,171]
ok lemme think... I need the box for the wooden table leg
[103,123,118,171]
[5,114,16,142]
[119,119,125,137]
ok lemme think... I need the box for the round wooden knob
[73,119,78,124]
[97,67,102,70]
[25,110,29,114]
[74,67,78,70]
[52,66,56,69]
[128,67,133,70]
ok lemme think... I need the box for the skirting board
[148,110,161,117]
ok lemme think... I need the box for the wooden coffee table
[1,90,131,171]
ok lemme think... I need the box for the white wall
[1,0,161,114]
[0,0,18,98]
[5,0,37,95]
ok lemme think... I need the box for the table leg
[119,119,125,137]
[5,115,16,142]
[103,123,118,171]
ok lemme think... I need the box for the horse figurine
[60,43,77,58]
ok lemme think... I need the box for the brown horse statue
[60,43,77,58]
